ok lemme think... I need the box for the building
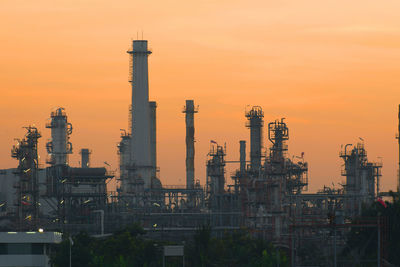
[0,231,62,267]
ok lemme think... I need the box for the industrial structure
[11,126,42,230]
[340,143,382,217]
[0,231,62,267]
[45,108,72,166]
[0,39,398,265]
[183,100,198,190]
[128,40,154,189]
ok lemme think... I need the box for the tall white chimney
[127,40,152,188]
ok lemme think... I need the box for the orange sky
[1,0,400,192]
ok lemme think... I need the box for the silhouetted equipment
[239,140,246,173]
[46,108,72,166]
[340,143,382,216]
[0,41,397,267]
[11,126,41,230]
[80,149,91,168]
[127,40,153,189]
[183,100,198,189]
[246,106,264,172]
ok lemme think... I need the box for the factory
[0,40,398,264]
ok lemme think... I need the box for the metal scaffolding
[340,143,382,217]
[11,126,42,230]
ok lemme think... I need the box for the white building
[0,232,62,267]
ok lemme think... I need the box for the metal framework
[45,108,72,166]
[1,39,397,267]
[340,143,382,217]
[11,126,42,230]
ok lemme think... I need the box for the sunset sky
[1,0,399,192]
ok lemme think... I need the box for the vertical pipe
[378,215,381,267]
[149,101,157,180]
[183,100,197,189]
[250,120,262,171]
[334,224,337,267]
[69,241,72,267]
[239,140,246,173]
[291,226,295,267]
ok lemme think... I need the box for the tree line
[50,224,288,267]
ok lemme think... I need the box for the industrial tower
[245,106,264,172]
[340,143,382,216]
[11,126,42,229]
[45,108,72,165]
[127,40,154,188]
[183,100,198,189]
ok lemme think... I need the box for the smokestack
[239,140,246,173]
[127,40,152,188]
[149,101,157,180]
[80,148,90,168]
[183,100,198,189]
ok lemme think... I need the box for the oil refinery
[0,40,399,265]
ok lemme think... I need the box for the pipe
[149,101,157,179]
[239,140,246,173]
[183,100,198,189]
[93,210,104,235]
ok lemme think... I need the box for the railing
[50,109,66,117]
[162,185,188,189]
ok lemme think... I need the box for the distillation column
[267,119,289,238]
[245,106,264,172]
[127,40,152,188]
[206,145,226,201]
[340,143,382,216]
[118,131,131,194]
[45,108,72,165]
[183,100,198,189]
[268,119,289,162]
